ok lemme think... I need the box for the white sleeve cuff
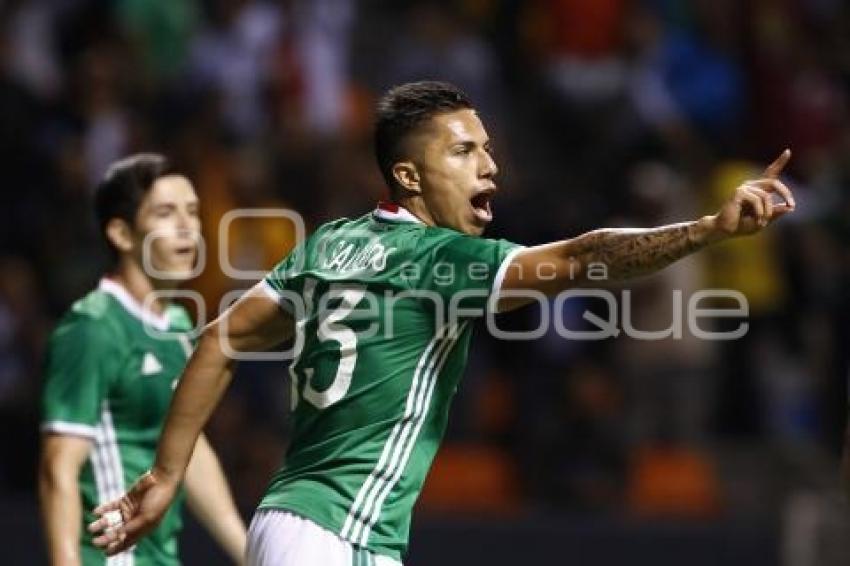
[488,246,526,314]
[41,421,97,439]
[258,279,293,313]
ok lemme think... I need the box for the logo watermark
[137,207,751,360]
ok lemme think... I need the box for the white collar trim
[98,278,170,331]
[372,204,425,225]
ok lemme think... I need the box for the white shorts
[246,509,404,566]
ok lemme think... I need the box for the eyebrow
[151,200,199,210]
[452,139,492,150]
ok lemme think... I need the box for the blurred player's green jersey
[260,203,522,561]
[41,278,194,566]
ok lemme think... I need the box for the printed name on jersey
[322,238,397,273]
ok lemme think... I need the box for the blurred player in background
[39,154,246,565]
[89,82,795,566]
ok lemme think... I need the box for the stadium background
[1,0,849,564]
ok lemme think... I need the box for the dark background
[1,0,849,564]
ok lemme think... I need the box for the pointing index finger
[763,148,791,179]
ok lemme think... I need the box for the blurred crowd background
[1,0,849,564]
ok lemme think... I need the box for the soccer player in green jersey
[90,82,796,566]
[39,154,246,565]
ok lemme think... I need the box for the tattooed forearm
[570,219,714,280]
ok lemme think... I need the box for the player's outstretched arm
[497,150,796,312]
[88,283,294,556]
[185,433,246,564]
[39,434,92,566]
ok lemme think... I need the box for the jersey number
[290,279,366,409]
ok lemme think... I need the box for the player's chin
[171,265,196,280]
[169,252,198,274]
[155,260,196,280]
[466,223,486,236]
[466,214,491,236]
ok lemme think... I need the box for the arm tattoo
[572,222,709,280]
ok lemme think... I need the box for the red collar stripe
[377,201,399,213]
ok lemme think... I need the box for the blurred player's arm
[498,150,795,312]
[88,283,294,556]
[39,434,91,566]
[185,433,246,564]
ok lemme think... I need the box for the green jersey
[260,204,522,560]
[41,278,194,566]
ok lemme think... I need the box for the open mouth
[470,191,494,223]
[174,245,195,258]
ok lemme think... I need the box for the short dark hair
[374,81,473,197]
[94,153,172,256]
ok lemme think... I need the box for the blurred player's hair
[94,153,172,258]
[374,81,472,198]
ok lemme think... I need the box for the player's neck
[107,259,174,316]
[395,196,436,227]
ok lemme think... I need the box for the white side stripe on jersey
[340,323,452,540]
[350,323,462,544]
[346,332,447,543]
[340,321,467,546]
[90,401,134,566]
[355,321,468,546]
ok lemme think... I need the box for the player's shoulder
[298,214,356,251]
[68,287,124,324]
[309,212,375,239]
[409,227,525,275]
[50,289,123,345]
[416,225,470,245]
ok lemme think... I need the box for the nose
[175,210,190,231]
[479,148,498,179]
[175,208,198,236]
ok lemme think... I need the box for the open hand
[88,470,178,556]
[712,149,796,237]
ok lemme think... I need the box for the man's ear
[105,218,135,254]
[391,161,422,196]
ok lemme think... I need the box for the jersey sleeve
[261,243,305,313]
[41,316,119,439]
[415,231,524,315]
